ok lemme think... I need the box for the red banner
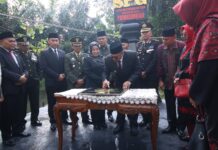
[114,5,147,24]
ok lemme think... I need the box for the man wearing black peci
[0,32,31,146]
[96,30,114,122]
[102,41,140,136]
[40,33,70,131]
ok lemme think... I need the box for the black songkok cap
[110,41,123,54]
[120,37,129,43]
[16,36,30,42]
[48,33,59,39]
[0,31,15,40]
[96,31,106,37]
[162,27,176,37]
[70,36,83,43]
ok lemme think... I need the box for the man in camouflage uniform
[64,36,91,124]
[16,36,42,127]
[136,23,160,128]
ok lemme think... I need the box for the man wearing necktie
[117,59,122,70]
[53,48,59,59]
[40,33,70,131]
[0,31,30,147]
[103,41,140,136]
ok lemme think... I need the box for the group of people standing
[0,26,196,147]
[0,0,218,149]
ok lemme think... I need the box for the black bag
[188,107,210,150]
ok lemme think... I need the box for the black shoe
[162,125,176,134]
[100,123,107,129]
[31,120,42,127]
[108,115,114,122]
[13,132,31,138]
[130,127,138,136]
[138,121,147,127]
[3,139,16,147]
[176,129,190,142]
[63,120,72,125]
[50,123,56,131]
[146,123,151,130]
[182,145,189,150]
[93,125,101,130]
[82,119,92,125]
[113,125,124,134]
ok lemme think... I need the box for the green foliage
[0,0,184,49]
[148,0,184,37]
[92,0,117,36]
[0,0,6,4]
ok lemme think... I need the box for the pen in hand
[103,80,110,89]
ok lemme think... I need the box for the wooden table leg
[150,106,159,150]
[54,104,63,150]
[70,112,77,140]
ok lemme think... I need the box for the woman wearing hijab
[175,24,196,141]
[83,41,106,130]
[173,0,218,149]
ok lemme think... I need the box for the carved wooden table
[54,90,159,150]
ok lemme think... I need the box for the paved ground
[0,101,187,150]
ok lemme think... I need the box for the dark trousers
[138,78,158,123]
[107,110,113,116]
[91,110,105,125]
[0,102,2,130]
[23,79,40,122]
[177,98,195,131]
[116,113,138,127]
[1,92,25,141]
[81,111,90,122]
[164,89,177,126]
[46,86,68,124]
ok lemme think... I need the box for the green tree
[148,0,183,37]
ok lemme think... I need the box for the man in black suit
[102,41,140,136]
[40,33,70,131]
[0,32,31,147]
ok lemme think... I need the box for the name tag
[146,49,154,53]
[31,53,37,62]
